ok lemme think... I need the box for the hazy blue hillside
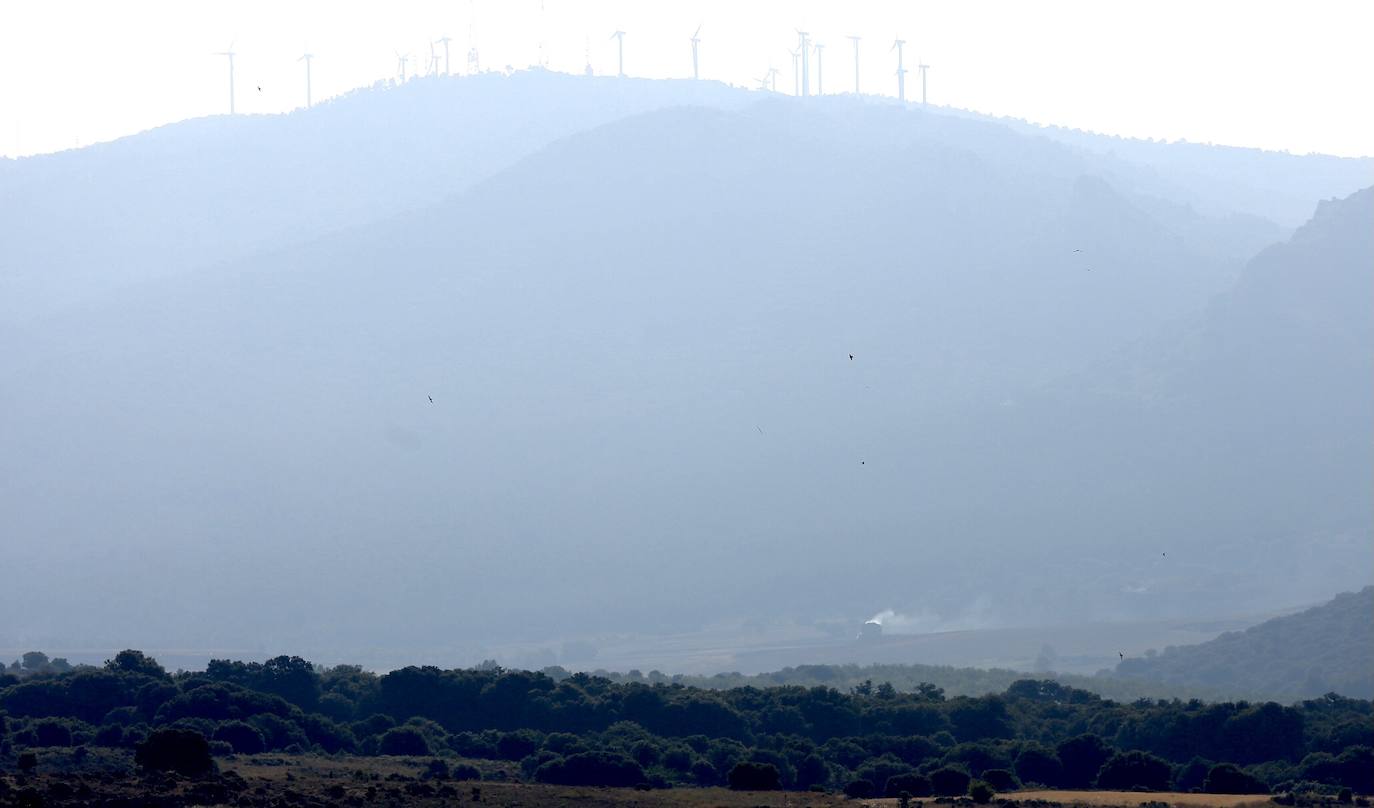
[1117,587,1374,699]
[0,72,753,324]
[8,71,1368,327]
[0,82,1368,665]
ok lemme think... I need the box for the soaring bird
[1119,651,1124,660]
[428,395,433,403]
[849,353,854,361]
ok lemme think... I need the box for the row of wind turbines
[210,26,931,115]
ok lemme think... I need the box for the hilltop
[1117,587,1374,700]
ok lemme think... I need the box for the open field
[999,793,1272,808]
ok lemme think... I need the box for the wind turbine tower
[690,24,701,80]
[611,30,626,77]
[892,39,907,102]
[814,42,824,95]
[796,30,810,96]
[918,62,930,105]
[768,66,779,92]
[435,37,452,75]
[214,47,236,114]
[848,36,861,94]
[298,52,313,108]
[396,51,409,82]
[787,48,800,95]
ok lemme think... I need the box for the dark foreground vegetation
[1,651,1370,805]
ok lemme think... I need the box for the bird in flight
[257,85,262,92]
[849,353,854,361]
[756,425,764,434]
[428,395,434,403]
[1073,249,1082,253]
[1119,651,1124,660]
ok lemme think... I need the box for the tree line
[1,651,1370,796]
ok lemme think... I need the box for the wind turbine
[610,30,625,77]
[213,45,236,114]
[690,24,701,80]
[435,36,452,75]
[795,29,810,96]
[428,42,440,75]
[297,51,313,108]
[396,51,409,82]
[814,42,824,95]
[918,61,931,106]
[787,48,800,95]
[892,38,907,102]
[848,35,861,94]
[768,66,779,92]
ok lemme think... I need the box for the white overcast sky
[2,0,1371,159]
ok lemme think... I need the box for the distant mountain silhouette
[0,77,1368,661]
[1117,587,1374,699]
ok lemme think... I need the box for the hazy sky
[2,0,1372,159]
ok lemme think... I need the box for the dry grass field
[988,792,1270,808]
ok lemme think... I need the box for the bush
[212,721,266,755]
[1204,763,1269,794]
[886,773,934,797]
[1096,751,1172,791]
[208,740,235,756]
[422,759,450,780]
[135,728,215,776]
[449,762,482,781]
[1014,746,1063,788]
[17,751,37,773]
[932,767,972,796]
[535,750,645,787]
[32,718,74,747]
[378,726,431,756]
[844,779,875,799]
[728,761,781,791]
[496,730,541,761]
[970,779,995,803]
[982,768,1018,791]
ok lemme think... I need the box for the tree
[104,650,167,679]
[843,779,875,799]
[21,652,49,672]
[135,728,215,776]
[728,761,781,790]
[982,769,1018,791]
[1095,750,1172,791]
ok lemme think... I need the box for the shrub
[1015,746,1063,787]
[449,762,482,781]
[982,768,1018,791]
[496,729,541,760]
[135,728,215,776]
[32,718,74,747]
[535,751,645,787]
[212,721,266,755]
[886,773,934,798]
[931,767,972,796]
[728,761,781,791]
[970,779,995,803]
[1204,763,1269,794]
[1096,751,1172,791]
[843,779,875,799]
[17,751,37,773]
[422,758,450,780]
[378,726,431,756]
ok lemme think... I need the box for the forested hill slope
[1117,587,1374,699]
